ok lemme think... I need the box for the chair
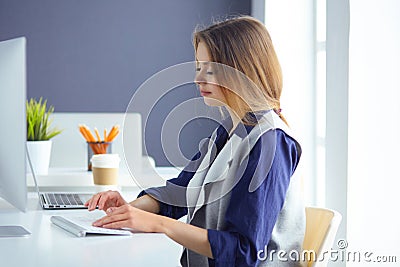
[302,207,342,267]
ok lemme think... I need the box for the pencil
[89,142,99,154]
[78,125,90,142]
[107,125,117,141]
[108,129,120,142]
[83,125,96,142]
[94,128,101,142]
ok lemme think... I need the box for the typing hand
[84,190,127,211]
[92,204,161,233]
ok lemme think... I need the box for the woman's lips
[200,90,211,96]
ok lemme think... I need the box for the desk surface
[1,168,183,267]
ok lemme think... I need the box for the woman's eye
[195,66,215,75]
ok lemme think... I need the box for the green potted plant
[26,97,62,175]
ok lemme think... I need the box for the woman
[86,16,305,266]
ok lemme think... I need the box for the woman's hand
[84,190,127,211]
[93,203,213,258]
[92,204,161,233]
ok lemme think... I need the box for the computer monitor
[0,37,28,212]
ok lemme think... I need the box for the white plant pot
[26,140,52,175]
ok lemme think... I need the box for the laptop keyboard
[46,193,84,206]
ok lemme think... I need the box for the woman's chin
[203,97,225,107]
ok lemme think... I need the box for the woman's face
[195,42,227,106]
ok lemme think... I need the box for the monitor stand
[0,225,31,237]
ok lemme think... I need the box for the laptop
[27,145,94,209]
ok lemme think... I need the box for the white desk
[1,167,184,267]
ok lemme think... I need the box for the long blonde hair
[193,16,288,126]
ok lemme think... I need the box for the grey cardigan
[180,112,306,267]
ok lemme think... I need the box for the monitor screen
[0,37,27,212]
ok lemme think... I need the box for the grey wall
[0,0,251,166]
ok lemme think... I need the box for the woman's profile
[86,15,305,267]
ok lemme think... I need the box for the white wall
[49,113,154,174]
[348,0,400,266]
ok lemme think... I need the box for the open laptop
[27,145,93,209]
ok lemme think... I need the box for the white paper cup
[90,154,120,186]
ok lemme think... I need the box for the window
[263,0,326,205]
[315,0,326,206]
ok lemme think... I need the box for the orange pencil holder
[87,142,112,171]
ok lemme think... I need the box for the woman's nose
[194,70,206,84]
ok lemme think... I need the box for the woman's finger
[102,220,128,229]
[98,191,124,210]
[87,193,102,211]
[93,213,128,227]
[105,204,130,215]
[97,194,113,210]
[84,195,94,206]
